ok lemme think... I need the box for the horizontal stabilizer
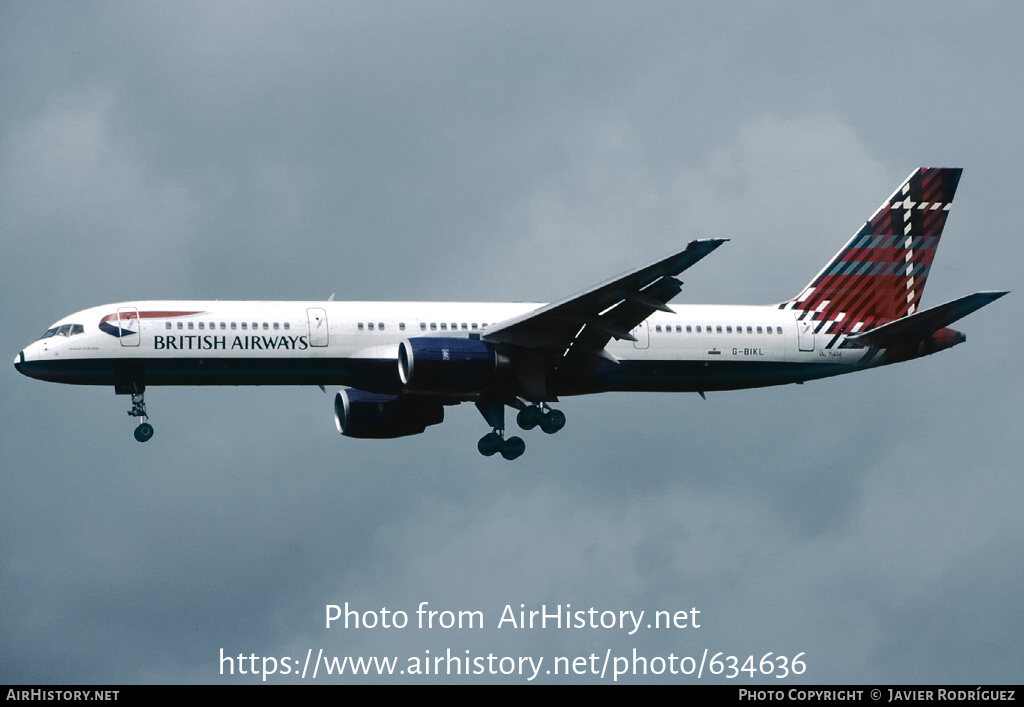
[847,290,1008,347]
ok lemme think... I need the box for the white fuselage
[15,299,867,397]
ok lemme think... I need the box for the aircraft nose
[14,350,24,373]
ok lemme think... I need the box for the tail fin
[781,167,963,335]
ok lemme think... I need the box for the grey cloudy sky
[2,1,1021,684]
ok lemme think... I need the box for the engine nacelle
[398,337,508,394]
[334,388,444,439]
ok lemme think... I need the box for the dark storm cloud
[2,1,1021,684]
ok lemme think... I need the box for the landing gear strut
[127,391,154,443]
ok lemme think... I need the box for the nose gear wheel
[126,390,154,443]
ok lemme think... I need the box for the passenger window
[368,323,374,331]
[283,322,290,330]
[686,325,692,333]
[726,326,732,333]
[262,323,269,330]
[716,326,722,333]
[776,327,782,334]
[440,323,447,330]
[746,326,752,334]
[472,323,478,330]
[655,325,662,332]
[399,322,406,331]
[273,323,279,330]
[757,326,763,334]
[242,322,248,330]
[231,322,237,330]
[188,322,195,330]
[199,322,205,330]
[430,323,437,330]
[461,323,468,330]
[379,322,385,330]
[420,322,427,331]
[165,322,172,330]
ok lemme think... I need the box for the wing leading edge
[483,239,727,361]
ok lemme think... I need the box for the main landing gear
[475,400,566,460]
[516,403,566,435]
[127,390,154,443]
[477,429,526,460]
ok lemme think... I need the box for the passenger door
[118,307,140,347]
[632,320,650,350]
[307,308,329,347]
[796,316,815,352]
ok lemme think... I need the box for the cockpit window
[41,324,85,340]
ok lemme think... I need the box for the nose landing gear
[127,390,154,443]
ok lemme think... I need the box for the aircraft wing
[483,239,727,358]
[847,290,1009,347]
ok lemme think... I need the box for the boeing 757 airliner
[14,168,1007,459]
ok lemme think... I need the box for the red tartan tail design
[781,168,962,336]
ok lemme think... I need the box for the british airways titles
[152,334,310,351]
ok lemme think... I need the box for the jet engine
[334,388,445,439]
[398,337,509,394]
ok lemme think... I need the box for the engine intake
[334,388,444,439]
[398,337,508,394]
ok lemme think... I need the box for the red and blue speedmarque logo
[98,311,203,337]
